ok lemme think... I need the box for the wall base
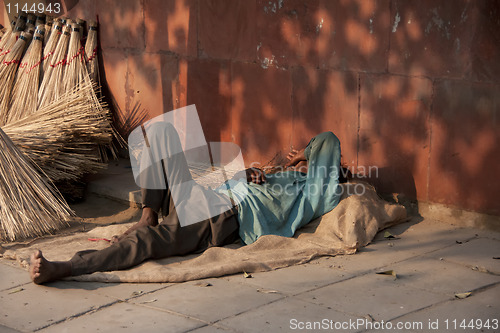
[419,202,500,232]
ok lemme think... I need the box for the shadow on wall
[1,0,498,216]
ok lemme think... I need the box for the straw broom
[61,21,122,161]
[4,84,112,181]
[34,14,46,46]
[40,18,62,79]
[22,24,36,52]
[7,28,44,123]
[43,20,52,46]
[76,18,86,28]
[25,23,35,34]
[75,19,86,46]
[0,32,31,126]
[26,13,36,28]
[35,13,46,31]
[38,22,71,108]
[0,16,26,64]
[4,82,113,181]
[62,22,86,92]
[0,127,73,241]
[0,19,16,51]
[22,14,36,49]
[0,13,27,52]
[85,20,100,85]
[0,27,23,63]
[63,21,99,93]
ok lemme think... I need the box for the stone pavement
[1,162,499,332]
[1,214,499,332]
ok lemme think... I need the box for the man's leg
[302,131,341,217]
[112,121,193,242]
[71,206,238,275]
[30,206,239,284]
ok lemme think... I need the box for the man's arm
[232,167,267,185]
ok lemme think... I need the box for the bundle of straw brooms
[0,13,121,241]
[0,127,73,241]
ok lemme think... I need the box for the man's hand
[284,148,306,168]
[245,167,267,184]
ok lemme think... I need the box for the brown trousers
[70,122,239,276]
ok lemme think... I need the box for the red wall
[1,0,499,216]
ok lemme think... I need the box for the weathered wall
[1,0,499,217]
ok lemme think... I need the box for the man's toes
[30,250,43,265]
[33,249,42,259]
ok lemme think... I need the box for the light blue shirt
[216,132,342,245]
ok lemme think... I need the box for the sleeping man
[30,122,343,284]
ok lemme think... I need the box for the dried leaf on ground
[140,299,157,304]
[455,292,472,299]
[376,270,397,279]
[257,288,278,294]
[243,271,253,278]
[8,287,24,294]
[364,314,375,322]
[384,231,396,239]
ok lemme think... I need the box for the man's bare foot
[29,250,72,284]
[111,207,159,244]
[285,148,306,169]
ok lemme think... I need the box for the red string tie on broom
[27,59,43,73]
[3,59,19,65]
[88,237,111,242]
[65,45,85,65]
[50,57,66,67]
[87,47,98,62]
[41,51,54,62]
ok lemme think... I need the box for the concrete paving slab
[318,219,485,275]
[189,324,238,332]
[424,237,500,274]
[219,297,362,333]
[0,324,22,333]
[383,218,491,243]
[39,302,205,333]
[381,284,500,333]
[295,273,449,322]
[0,262,31,292]
[61,281,170,301]
[385,257,500,296]
[0,281,117,332]
[223,261,354,295]
[130,278,283,323]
